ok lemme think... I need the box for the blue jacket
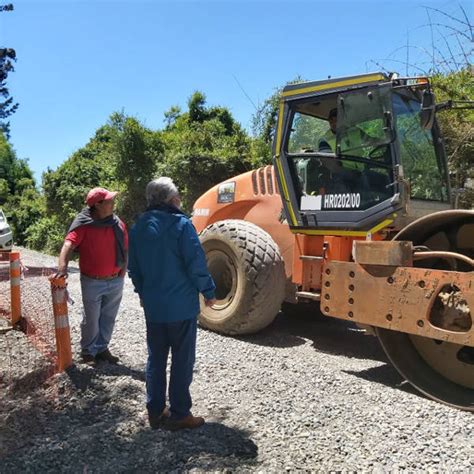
[128,205,215,323]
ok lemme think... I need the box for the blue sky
[2,0,471,180]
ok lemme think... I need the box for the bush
[25,216,65,255]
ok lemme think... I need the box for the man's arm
[56,240,75,277]
[178,220,216,305]
[119,220,129,277]
[119,251,128,278]
[127,232,143,297]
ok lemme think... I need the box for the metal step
[295,291,321,301]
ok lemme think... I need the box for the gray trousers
[80,275,124,356]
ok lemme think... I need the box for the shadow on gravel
[123,422,258,472]
[65,362,145,391]
[241,309,388,363]
[343,365,429,400]
[6,363,56,394]
[1,375,258,472]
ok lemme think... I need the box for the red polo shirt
[66,221,128,277]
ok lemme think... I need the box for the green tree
[0,4,18,138]
[372,5,473,207]
[432,69,474,208]
[161,92,253,210]
[4,188,44,246]
[0,132,39,244]
[42,122,119,223]
[0,133,34,201]
[39,121,118,252]
[25,214,64,253]
[250,76,305,164]
[113,114,163,223]
[34,112,164,253]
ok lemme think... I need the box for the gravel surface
[1,247,473,472]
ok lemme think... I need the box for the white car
[0,209,13,251]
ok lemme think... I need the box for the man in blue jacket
[128,177,216,430]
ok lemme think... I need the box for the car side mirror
[420,89,435,130]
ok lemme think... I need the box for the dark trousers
[145,317,197,420]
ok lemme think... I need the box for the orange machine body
[192,165,373,295]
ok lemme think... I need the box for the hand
[204,298,216,307]
[119,268,127,278]
[51,268,68,280]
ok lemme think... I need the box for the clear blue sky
[2,0,471,180]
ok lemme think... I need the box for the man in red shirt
[56,187,128,366]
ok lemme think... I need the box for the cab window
[393,92,448,202]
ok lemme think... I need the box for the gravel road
[1,247,472,472]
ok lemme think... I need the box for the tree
[4,188,44,246]
[432,69,474,208]
[0,132,35,200]
[0,132,40,244]
[164,105,181,129]
[161,92,254,210]
[33,112,164,252]
[0,4,18,138]
[40,120,119,252]
[368,4,473,208]
[113,115,163,223]
[250,76,305,164]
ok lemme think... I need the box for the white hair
[146,177,179,207]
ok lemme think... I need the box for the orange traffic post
[50,276,73,371]
[9,251,21,325]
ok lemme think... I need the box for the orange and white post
[50,276,73,371]
[9,251,21,325]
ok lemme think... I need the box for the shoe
[81,354,97,367]
[148,407,171,429]
[95,349,119,364]
[164,413,205,431]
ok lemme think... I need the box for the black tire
[199,219,286,335]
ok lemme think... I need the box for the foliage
[161,91,254,210]
[0,4,18,138]
[0,132,39,244]
[42,123,117,232]
[372,5,473,208]
[250,76,305,162]
[431,68,474,208]
[0,133,34,202]
[25,215,65,254]
[4,188,44,245]
[32,112,164,253]
[113,114,163,223]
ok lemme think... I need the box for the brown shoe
[148,407,170,429]
[81,354,97,367]
[95,349,119,364]
[164,414,205,431]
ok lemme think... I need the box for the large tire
[199,220,286,335]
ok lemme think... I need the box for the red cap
[86,187,118,207]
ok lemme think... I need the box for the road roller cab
[192,72,473,411]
